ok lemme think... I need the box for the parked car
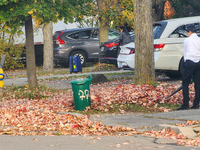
[53,27,120,66]
[117,16,200,79]
[15,20,70,66]
[99,31,134,66]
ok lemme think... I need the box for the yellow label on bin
[73,65,76,69]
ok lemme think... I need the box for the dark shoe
[190,106,199,109]
[177,107,189,111]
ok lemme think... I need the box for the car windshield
[108,31,120,40]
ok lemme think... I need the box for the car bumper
[99,57,117,65]
[54,55,68,64]
[117,53,135,69]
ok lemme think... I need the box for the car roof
[156,16,200,24]
[156,16,200,38]
[63,27,98,32]
[62,27,119,33]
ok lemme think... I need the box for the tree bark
[97,0,109,45]
[25,15,38,88]
[43,21,53,71]
[152,0,166,22]
[133,0,155,85]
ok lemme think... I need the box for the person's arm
[119,33,123,44]
[183,39,187,62]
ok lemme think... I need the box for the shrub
[0,39,25,70]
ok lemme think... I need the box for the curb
[4,70,132,86]
[155,124,197,138]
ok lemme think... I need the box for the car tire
[70,51,86,66]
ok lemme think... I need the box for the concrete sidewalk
[4,70,132,87]
[90,110,200,139]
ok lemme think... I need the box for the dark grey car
[53,27,120,66]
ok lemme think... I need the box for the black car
[53,27,120,67]
[99,31,134,66]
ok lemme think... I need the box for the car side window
[185,23,200,37]
[68,32,79,39]
[194,23,200,37]
[80,30,91,39]
[169,25,188,38]
[169,23,200,38]
[90,29,99,39]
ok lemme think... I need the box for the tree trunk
[43,21,53,71]
[152,0,166,22]
[97,0,109,45]
[25,15,38,88]
[133,0,155,85]
[97,0,110,64]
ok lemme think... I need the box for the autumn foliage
[0,78,200,146]
[164,0,176,19]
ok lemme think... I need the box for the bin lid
[69,75,92,85]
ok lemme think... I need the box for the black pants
[182,60,200,108]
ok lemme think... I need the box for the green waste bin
[69,75,92,111]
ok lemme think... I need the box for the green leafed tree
[32,0,92,72]
[95,0,133,44]
[171,0,200,18]
[0,0,92,87]
[0,0,39,87]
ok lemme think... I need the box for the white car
[117,16,200,79]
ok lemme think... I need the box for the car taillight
[154,44,165,51]
[122,65,129,68]
[127,47,135,54]
[56,31,65,44]
[104,42,119,48]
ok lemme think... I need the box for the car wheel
[70,51,86,66]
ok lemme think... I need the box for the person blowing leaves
[177,25,200,110]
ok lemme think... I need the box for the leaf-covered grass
[5,62,118,78]
[79,103,182,115]
[89,62,118,71]
[0,85,64,100]
[2,63,183,114]
[0,81,182,114]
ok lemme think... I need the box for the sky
[14,20,78,44]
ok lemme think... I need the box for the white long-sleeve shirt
[183,33,200,62]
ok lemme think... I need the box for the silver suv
[117,16,200,78]
[53,27,120,66]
